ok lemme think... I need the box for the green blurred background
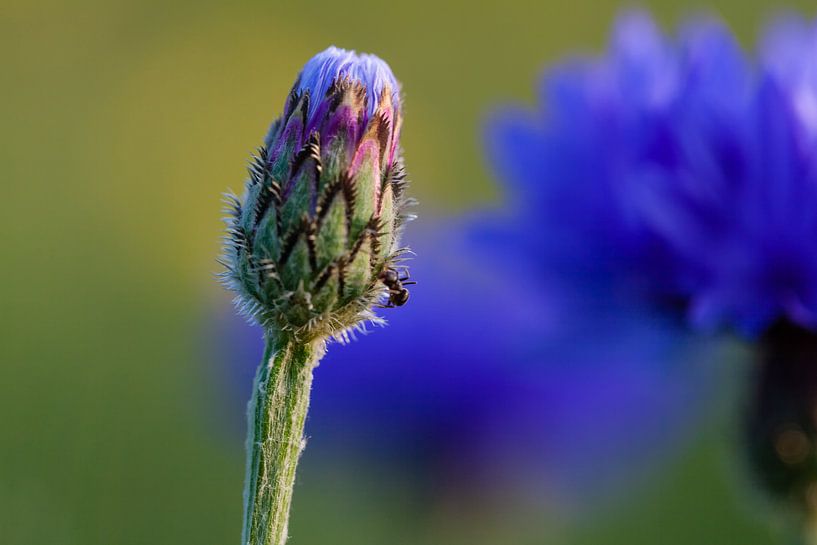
[2,0,815,543]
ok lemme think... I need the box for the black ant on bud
[379,268,415,308]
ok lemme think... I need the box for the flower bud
[221,47,412,340]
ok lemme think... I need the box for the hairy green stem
[241,334,324,545]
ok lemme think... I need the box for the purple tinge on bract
[264,46,403,193]
[270,47,402,171]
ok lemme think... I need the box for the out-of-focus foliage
[1,0,814,544]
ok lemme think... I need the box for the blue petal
[295,46,400,122]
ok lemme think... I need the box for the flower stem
[241,334,324,545]
[804,517,817,545]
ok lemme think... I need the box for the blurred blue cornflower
[487,10,817,518]
[487,12,817,339]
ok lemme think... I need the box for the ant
[379,267,415,308]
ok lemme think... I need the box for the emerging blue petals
[294,46,401,125]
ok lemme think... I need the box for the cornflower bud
[219,47,414,545]
[222,46,412,342]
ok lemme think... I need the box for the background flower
[486,12,817,338]
[485,10,817,536]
